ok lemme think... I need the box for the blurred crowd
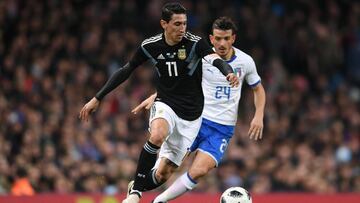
[0,0,359,195]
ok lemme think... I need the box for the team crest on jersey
[235,67,242,77]
[177,49,186,60]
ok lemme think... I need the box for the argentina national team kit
[131,32,214,120]
[190,47,261,166]
[133,31,260,166]
[132,32,216,166]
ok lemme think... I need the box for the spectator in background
[0,0,359,194]
[11,168,35,196]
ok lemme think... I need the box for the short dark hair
[161,2,186,22]
[212,16,238,34]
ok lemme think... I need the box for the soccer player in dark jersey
[134,16,265,203]
[79,3,239,203]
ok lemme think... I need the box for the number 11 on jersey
[166,62,178,77]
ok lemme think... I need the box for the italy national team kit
[136,31,261,166]
[191,47,261,165]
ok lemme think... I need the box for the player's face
[161,14,187,44]
[210,29,235,59]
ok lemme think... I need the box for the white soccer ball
[220,187,252,203]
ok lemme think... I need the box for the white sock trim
[180,173,197,190]
[144,142,158,154]
[151,169,158,185]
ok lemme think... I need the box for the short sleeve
[245,58,261,87]
[195,38,215,58]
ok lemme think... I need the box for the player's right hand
[132,93,157,114]
[79,97,100,122]
[226,73,239,87]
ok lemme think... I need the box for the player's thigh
[175,116,202,149]
[189,120,208,153]
[149,118,169,144]
[196,119,234,166]
[148,102,176,145]
[159,116,202,167]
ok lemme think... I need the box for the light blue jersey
[190,47,261,165]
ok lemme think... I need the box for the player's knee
[150,119,169,144]
[149,132,166,146]
[149,126,168,146]
[189,166,210,180]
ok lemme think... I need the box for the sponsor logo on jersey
[166,52,176,59]
[157,54,165,59]
[177,49,186,60]
[137,173,145,178]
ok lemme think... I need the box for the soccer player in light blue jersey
[132,16,266,203]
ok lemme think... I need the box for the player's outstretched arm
[79,63,137,122]
[95,63,136,100]
[132,93,157,114]
[248,83,266,140]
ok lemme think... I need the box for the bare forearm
[253,84,266,117]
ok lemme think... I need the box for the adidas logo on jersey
[157,54,165,59]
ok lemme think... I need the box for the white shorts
[149,101,202,166]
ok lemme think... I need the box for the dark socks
[132,141,160,191]
[142,169,163,191]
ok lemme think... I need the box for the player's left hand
[248,116,263,140]
[226,73,239,87]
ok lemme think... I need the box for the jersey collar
[226,48,237,63]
